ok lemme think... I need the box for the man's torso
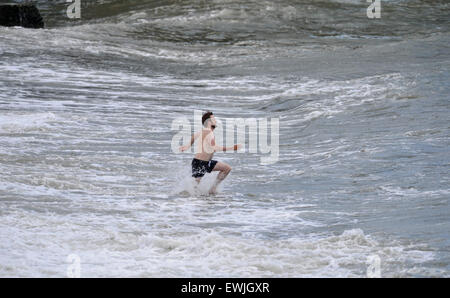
[194,128,215,161]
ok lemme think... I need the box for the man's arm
[209,135,241,152]
[214,144,242,152]
[179,131,201,152]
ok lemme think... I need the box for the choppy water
[0,0,449,277]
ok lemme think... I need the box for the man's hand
[235,144,243,151]
[179,145,189,152]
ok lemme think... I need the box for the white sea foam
[0,112,57,133]
[0,210,437,277]
[171,166,224,196]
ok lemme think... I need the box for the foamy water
[0,0,449,277]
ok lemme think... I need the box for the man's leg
[210,162,231,193]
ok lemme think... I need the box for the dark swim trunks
[192,158,218,178]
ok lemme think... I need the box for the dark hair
[202,111,213,125]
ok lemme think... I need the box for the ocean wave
[0,211,436,277]
[0,112,57,133]
[17,0,449,43]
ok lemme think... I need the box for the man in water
[180,111,241,194]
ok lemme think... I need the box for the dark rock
[0,3,44,29]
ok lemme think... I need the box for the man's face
[210,115,217,127]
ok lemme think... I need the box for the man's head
[202,111,216,129]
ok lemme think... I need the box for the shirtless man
[179,111,241,194]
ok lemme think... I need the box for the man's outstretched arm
[214,144,242,152]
